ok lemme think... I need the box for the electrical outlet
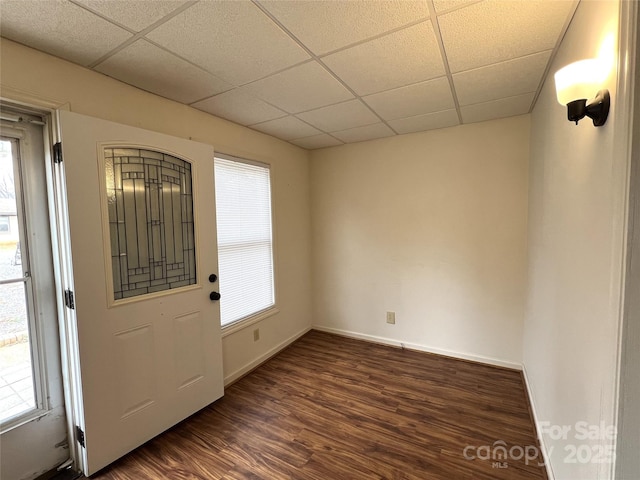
[386,312,396,324]
[253,328,260,342]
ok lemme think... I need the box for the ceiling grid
[250,0,401,143]
[0,0,580,149]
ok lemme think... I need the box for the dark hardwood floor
[91,330,547,479]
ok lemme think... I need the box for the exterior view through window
[0,139,34,422]
[214,155,274,327]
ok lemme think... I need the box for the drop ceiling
[0,0,578,150]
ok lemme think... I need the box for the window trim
[220,305,280,337]
[214,152,278,333]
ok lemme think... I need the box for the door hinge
[75,425,85,448]
[53,142,63,164]
[64,289,75,310]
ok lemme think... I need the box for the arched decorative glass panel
[104,147,196,300]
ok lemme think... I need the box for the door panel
[58,111,223,475]
[174,311,206,389]
[114,324,155,417]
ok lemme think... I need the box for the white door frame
[50,108,85,473]
[0,99,76,478]
[613,1,639,477]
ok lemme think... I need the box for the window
[104,148,196,300]
[0,216,9,233]
[214,155,274,327]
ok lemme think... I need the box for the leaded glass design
[105,148,196,300]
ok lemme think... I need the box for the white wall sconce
[554,59,610,127]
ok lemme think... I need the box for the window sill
[221,306,279,338]
[0,408,48,434]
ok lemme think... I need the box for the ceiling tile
[332,123,396,144]
[322,22,445,96]
[454,51,551,106]
[388,109,459,134]
[72,0,188,32]
[95,40,230,104]
[250,116,322,141]
[363,76,454,120]
[243,62,354,114]
[257,0,429,55]
[192,88,286,126]
[0,0,131,66]
[146,0,309,85]
[290,134,343,150]
[296,100,379,132]
[432,0,480,14]
[460,93,534,123]
[439,0,575,73]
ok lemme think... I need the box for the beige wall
[310,115,530,367]
[0,39,313,384]
[524,1,628,479]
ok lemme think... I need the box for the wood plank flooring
[91,330,548,479]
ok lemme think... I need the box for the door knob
[209,274,218,283]
[210,291,221,301]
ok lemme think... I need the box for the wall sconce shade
[554,59,610,127]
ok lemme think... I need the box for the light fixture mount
[566,90,610,126]
[554,59,611,127]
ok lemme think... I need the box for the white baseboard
[223,326,311,386]
[312,325,522,370]
[522,363,555,480]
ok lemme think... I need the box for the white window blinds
[214,156,274,326]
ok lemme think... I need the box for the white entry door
[57,111,224,476]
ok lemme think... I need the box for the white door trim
[611,0,639,478]
[0,100,73,480]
